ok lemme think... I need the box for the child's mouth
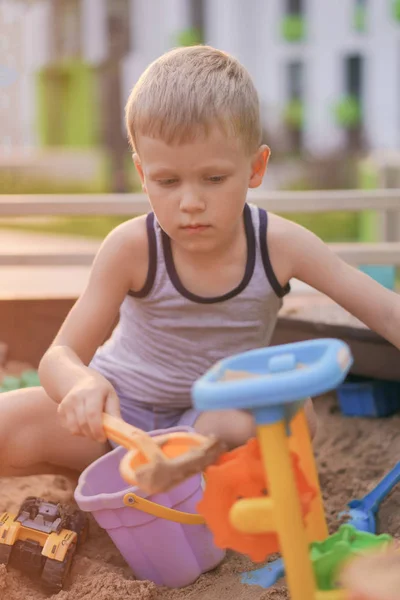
[182,225,210,233]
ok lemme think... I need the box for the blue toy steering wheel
[192,338,353,413]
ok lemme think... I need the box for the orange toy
[197,438,316,562]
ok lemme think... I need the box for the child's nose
[180,189,205,212]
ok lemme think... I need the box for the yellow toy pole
[291,408,329,542]
[257,420,317,600]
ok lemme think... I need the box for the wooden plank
[0,298,76,366]
[0,298,117,366]
[2,242,400,266]
[0,253,95,266]
[1,188,400,216]
[248,189,400,213]
[0,265,90,300]
[329,241,400,265]
[0,194,150,216]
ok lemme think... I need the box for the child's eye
[157,178,178,186]
[207,175,226,184]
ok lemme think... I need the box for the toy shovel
[242,557,285,588]
[102,413,225,495]
[342,461,400,533]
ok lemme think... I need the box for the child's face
[134,126,269,254]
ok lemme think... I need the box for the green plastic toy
[0,376,21,392]
[20,370,41,388]
[310,524,392,590]
[0,370,41,393]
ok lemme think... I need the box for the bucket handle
[123,493,205,525]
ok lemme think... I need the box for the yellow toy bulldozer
[0,496,88,592]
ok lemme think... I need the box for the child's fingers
[75,400,96,440]
[84,396,107,442]
[57,381,119,442]
[105,392,121,419]
[57,403,82,437]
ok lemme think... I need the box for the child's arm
[38,217,148,441]
[268,214,400,348]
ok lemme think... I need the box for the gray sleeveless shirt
[90,203,290,409]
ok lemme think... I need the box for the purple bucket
[74,426,225,587]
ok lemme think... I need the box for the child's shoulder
[95,214,150,292]
[265,212,323,286]
[266,212,314,248]
[265,212,304,251]
[104,214,148,254]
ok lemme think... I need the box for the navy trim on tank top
[258,208,290,298]
[128,213,157,298]
[161,203,256,304]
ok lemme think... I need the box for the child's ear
[133,154,147,192]
[249,145,270,189]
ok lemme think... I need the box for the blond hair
[125,45,261,155]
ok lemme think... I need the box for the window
[334,55,363,139]
[176,0,204,46]
[287,61,304,100]
[354,0,367,32]
[345,54,363,100]
[107,0,131,57]
[53,0,81,60]
[189,0,204,32]
[282,0,305,42]
[284,61,304,138]
[286,0,303,16]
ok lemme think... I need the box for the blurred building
[0,1,36,154]
[1,0,400,157]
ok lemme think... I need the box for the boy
[1,46,399,479]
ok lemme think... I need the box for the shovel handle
[361,461,400,512]
[102,413,165,462]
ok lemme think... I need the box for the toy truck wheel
[19,496,39,517]
[20,496,37,507]
[66,510,89,547]
[0,545,12,566]
[41,545,75,593]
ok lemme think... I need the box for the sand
[1,393,400,600]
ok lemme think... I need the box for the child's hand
[342,548,400,600]
[57,375,121,443]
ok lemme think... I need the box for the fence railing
[1,190,400,266]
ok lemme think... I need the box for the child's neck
[169,221,247,297]
[173,222,245,269]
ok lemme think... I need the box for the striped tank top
[90,203,290,409]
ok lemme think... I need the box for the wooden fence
[0,189,400,266]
